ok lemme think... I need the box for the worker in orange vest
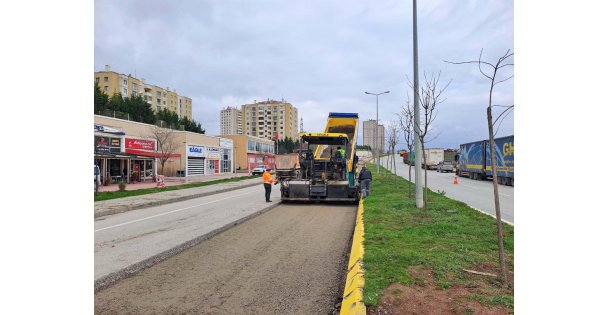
[262,166,278,202]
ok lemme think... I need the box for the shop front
[94,130,128,184]
[124,137,159,181]
[186,145,206,176]
[185,144,224,176]
[94,125,157,184]
[206,147,221,174]
[220,138,234,173]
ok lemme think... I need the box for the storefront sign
[206,147,221,159]
[94,124,125,135]
[220,138,233,149]
[126,138,156,151]
[187,145,206,158]
[95,136,121,153]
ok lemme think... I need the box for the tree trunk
[487,99,508,286]
[408,163,412,198]
[393,149,398,184]
[421,144,428,216]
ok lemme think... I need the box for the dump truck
[456,135,514,186]
[275,112,360,202]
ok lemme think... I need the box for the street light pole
[365,91,390,174]
[413,0,423,208]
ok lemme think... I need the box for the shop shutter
[187,157,205,176]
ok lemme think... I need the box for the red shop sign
[126,138,156,151]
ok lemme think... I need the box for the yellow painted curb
[340,198,366,315]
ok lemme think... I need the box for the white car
[251,165,267,175]
[436,161,454,173]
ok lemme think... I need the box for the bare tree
[445,49,514,286]
[386,121,400,182]
[149,125,178,176]
[398,93,416,198]
[409,71,451,216]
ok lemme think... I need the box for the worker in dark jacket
[358,166,373,198]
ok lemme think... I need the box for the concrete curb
[94,181,260,218]
[340,198,366,315]
[470,206,514,226]
[94,201,281,292]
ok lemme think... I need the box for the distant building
[220,106,243,135]
[241,99,299,140]
[219,99,299,141]
[221,134,275,171]
[94,65,192,120]
[362,119,385,153]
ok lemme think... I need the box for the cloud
[95,0,514,149]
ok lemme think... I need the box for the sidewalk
[97,172,251,192]
[94,173,262,218]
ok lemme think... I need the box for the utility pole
[413,0,423,208]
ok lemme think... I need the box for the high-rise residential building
[220,106,243,135]
[241,99,299,140]
[362,119,385,153]
[94,65,192,120]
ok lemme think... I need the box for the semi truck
[456,135,514,186]
[274,112,360,202]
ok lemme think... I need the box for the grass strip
[362,163,514,308]
[94,175,260,202]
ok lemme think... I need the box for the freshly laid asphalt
[94,175,262,218]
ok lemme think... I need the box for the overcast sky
[95,0,513,149]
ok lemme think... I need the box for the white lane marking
[95,190,256,233]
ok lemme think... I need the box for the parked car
[436,161,454,173]
[251,165,267,175]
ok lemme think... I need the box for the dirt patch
[368,265,513,315]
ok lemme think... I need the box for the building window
[95,77,99,84]
[104,77,108,82]
[123,79,127,85]
[103,86,108,91]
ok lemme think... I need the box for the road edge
[94,182,260,218]
[94,200,281,292]
[470,206,514,226]
[339,198,366,315]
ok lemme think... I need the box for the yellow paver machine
[275,113,360,203]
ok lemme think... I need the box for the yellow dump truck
[275,113,360,202]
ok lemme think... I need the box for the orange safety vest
[262,171,276,184]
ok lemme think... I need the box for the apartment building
[362,119,385,154]
[94,65,192,120]
[220,106,243,135]
[241,99,298,140]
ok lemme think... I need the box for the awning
[125,148,181,158]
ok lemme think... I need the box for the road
[94,185,277,283]
[95,203,356,314]
[380,154,514,224]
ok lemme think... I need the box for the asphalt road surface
[95,203,356,314]
[95,185,280,283]
[380,154,514,224]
